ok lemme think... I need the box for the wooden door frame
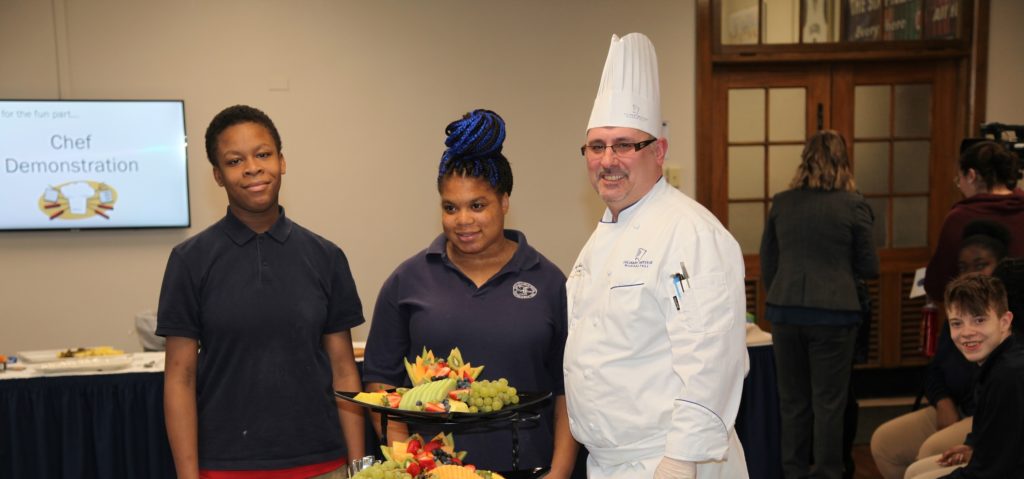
[711,64,832,233]
[695,0,990,368]
[696,0,990,209]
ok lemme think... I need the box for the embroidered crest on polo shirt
[512,281,538,299]
[623,248,653,268]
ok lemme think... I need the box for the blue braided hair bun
[437,109,514,196]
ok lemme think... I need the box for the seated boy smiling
[906,274,1024,479]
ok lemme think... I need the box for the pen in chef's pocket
[672,273,685,297]
[679,261,691,288]
[671,295,680,311]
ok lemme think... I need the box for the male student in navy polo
[157,105,365,479]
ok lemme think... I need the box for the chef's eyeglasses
[580,138,657,158]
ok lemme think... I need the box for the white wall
[0,0,697,353]
[986,0,1024,125]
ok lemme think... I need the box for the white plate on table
[16,349,74,363]
[35,356,133,374]
[16,348,126,363]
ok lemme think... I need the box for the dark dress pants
[772,323,858,479]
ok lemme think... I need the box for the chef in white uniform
[564,32,750,479]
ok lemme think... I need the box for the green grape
[464,377,521,414]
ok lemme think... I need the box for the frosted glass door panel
[768,145,804,196]
[855,85,891,138]
[729,202,766,254]
[854,142,890,195]
[894,84,932,138]
[729,146,765,199]
[769,88,807,141]
[729,89,766,142]
[893,141,931,193]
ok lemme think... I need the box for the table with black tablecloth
[1,346,783,479]
[0,352,375,479]
[0,366,174,479]
[736,344,783,479]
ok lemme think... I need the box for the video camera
[960,122,1024,157]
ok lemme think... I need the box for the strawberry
[407,438,422,454]
[424,402,446,413]
[418,457,435,471]
[423,439,442,454]
[406,461,421,476]
[387,392,402,409]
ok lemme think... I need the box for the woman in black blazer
[760,130,879,479]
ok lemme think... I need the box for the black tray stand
[335,391,552,472]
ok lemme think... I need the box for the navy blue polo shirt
[156,207,364,470]
[363,229,567,471]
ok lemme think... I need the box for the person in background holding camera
[759,130,879,479]
[924,141,1024,303]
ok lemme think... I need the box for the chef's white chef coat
[564,178,749,478]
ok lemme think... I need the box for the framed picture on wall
[924,0,959,39]
[846,0,884,42]
[724,4,759,45]
[883,0,923,40]
[802,0,832,43]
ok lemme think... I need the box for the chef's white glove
[653,456,696,479]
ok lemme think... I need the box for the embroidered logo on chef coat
[622,248,654,268]
[512,281,538,299]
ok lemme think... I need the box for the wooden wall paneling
[930,60,963,248]
[899,270,930,366]
[877,272,902,366]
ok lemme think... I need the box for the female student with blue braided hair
[362,109,578,477]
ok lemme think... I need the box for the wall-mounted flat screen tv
[0,99,190,231]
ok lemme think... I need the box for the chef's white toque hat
[587,32,662,138]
